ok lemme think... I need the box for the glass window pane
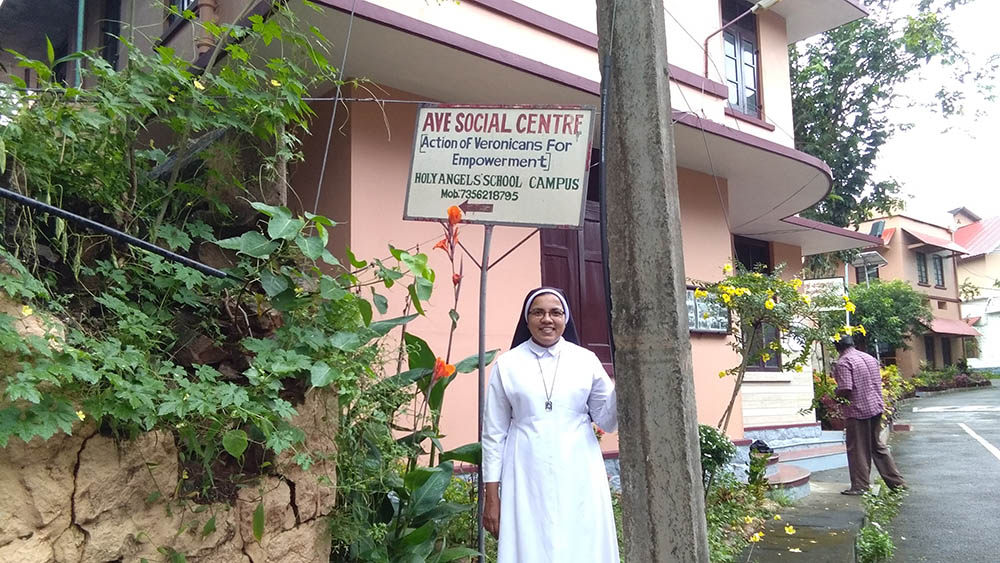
[741,40,756,65]
[745,89,757,114]
[724,32,736,58]
[725,57,738,82]
[743,64,756,89]
[728,81,739,104]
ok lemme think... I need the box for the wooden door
[540,201,613,376]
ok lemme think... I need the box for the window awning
[902,229,968,255]
[929,318,981,337]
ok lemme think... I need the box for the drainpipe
[75,0,85,87]
[702,0,784,78]
[196,0,218,54]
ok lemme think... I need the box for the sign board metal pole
[476,225,494,563]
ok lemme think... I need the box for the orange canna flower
[452,273,462,286]
[433,238,448,252]
[447,206,463,225]
[432,357,456,381]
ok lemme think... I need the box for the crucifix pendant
[545,400,553,411]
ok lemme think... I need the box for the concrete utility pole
[595,1,711,561]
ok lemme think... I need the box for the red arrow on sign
[458,200,494,214]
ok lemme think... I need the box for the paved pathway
[891,385,1000,562]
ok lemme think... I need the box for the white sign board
[403,105,595,228]
[803,277,847,312]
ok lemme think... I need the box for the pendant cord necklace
[536,352,561,411]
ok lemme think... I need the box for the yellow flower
[21,305,33,317]
[843,295,850,301]
[774,514,782,520]
[723,263,733,274]
[761,353,771,363]
[749,533,762,543]
[785,525,796,535]
[765,299,776,310]
[766,289,774,297]
[694,289,708,299]
[791,278,803,289]
[832,332,841,342]
[270,79,282,86]
[752,272,763,278]
[193,79,205,90]
[857,325,867,336]
[702,312,710,319]
[744,515,754,524]
[845,301,856,313]
[843,325,855,335]
[721,294,731,304]
[182,469,189,480]
[794,364,804,372]
[75,410,86,421]
[167,94,176,103]
[801,295,811,304]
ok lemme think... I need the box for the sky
[872,1,1000,227]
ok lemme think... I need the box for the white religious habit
[483,337,619,563]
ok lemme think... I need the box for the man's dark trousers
[845,413,905,491]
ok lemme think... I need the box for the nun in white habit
[482,287,619,563]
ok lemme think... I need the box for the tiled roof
[954,216,1000,257]
[929,318,981,337]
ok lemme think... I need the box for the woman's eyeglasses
[528,309,565,320]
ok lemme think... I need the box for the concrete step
[767,435,845,453]
[767,464,811,500]
[777,443,848,473]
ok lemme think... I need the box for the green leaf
[449,309,459,325]
[329,331,363,352]
[259,270,289,297]
[222,429,248,458]
[0,138,6,175]
[319,276,347,300]
[252,501,265,543]
[310,361,340,388]
[250,202,283,218]
[270,288,298,311]
[439,442,481,465]
[46,37,54,67]
[267,212,305,241]
[407,284,425,316]
[216,232,279,258]
[401,521,435,546]
[368,314,418,338]
[408,461,453,517]
[438,547,482,562]
[454,349,499,374]
[381,367,432,389]
[201,516,217,537]
[403,466,438,492]
[295,234,325,260]
[412,502,474,527]
[170,551,187,563]
[371,290,388,314]
[357,298,373,326]
[345,246,367,268]
[414,277,433,301]
[403,333,435,370]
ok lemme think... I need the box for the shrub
[699,424,737,487]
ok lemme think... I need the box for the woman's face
[526,293,566,347]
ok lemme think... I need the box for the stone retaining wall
[0,392,337,563]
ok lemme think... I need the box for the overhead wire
[312,0,360,214]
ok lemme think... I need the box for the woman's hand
[484,482,501,538]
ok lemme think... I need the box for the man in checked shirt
[833,335,907,495]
